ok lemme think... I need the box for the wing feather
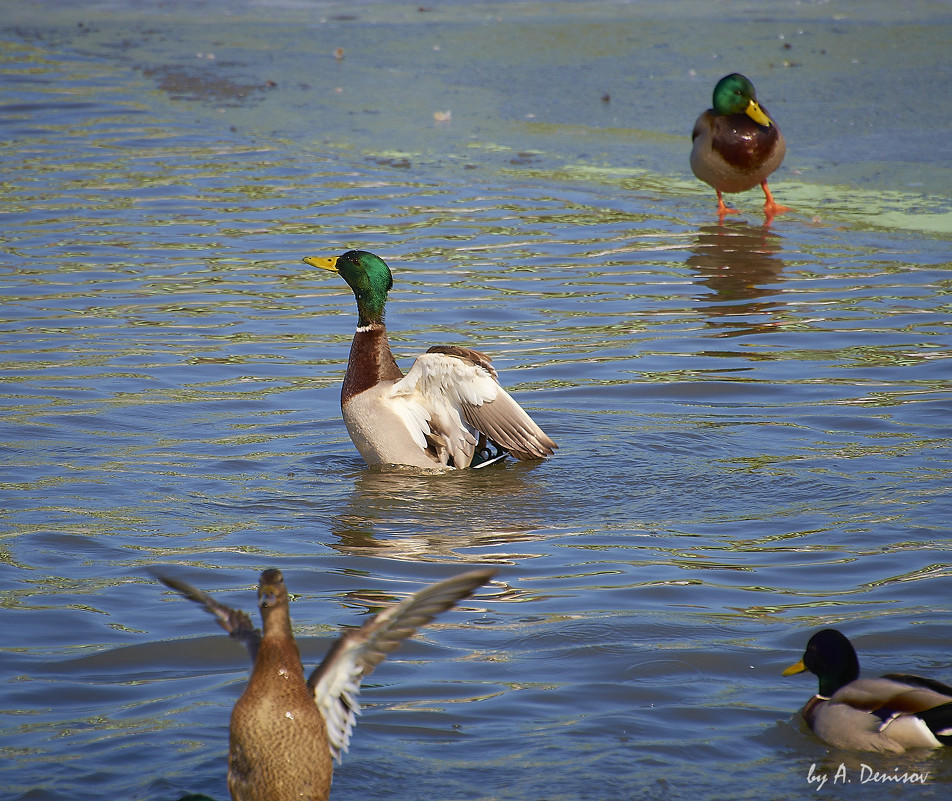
[832,677,952,715]
[389,350,555,465]
[306,569,496,762]
[460,387,557,460]
[155,573,262,665]
[882,673,952,698]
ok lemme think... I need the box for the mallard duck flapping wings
[783,628,952,753]
[690,73,790,220]
[158,568,496,801]
[303,250,557,469]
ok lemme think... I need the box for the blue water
[2,2,951,800]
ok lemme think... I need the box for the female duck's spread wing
[156,574,262,665]
[304,632,363,763]
[387,347,556,466]
[306,569,496,762]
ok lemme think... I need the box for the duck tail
[918,701,952,745]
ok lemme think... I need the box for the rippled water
[2,2,952,800]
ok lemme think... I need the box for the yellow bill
[782,658,807,677]
[302,256,339,272]
[745,99,773,127]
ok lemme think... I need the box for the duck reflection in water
[326,462,548,558]
[687,221,786,335]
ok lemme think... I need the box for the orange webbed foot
[715,191,740,220]
[761,181,791,220]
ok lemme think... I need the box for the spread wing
[387,347,556,466]
[306,568,496,762]
[156,573,262,665]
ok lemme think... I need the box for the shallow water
[2,2,951,800]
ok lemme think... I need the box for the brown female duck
[158,568,496,800]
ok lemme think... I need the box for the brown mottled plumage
[158,568,496,800]
[303,250,557,469]
[784,629,952,753]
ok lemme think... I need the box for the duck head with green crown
[304,250,393,328]
[711,73,773,126]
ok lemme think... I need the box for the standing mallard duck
[158,568,496,801]
[303,250,557,469]
[783,629,952,753]
[691,73,790,220]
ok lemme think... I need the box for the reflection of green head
[304,250,393,327]
[712,73,772,127]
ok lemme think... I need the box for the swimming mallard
[158,568,496,801]
[303,250,557,469]
[690,73,789,219]
[783,629,952,752]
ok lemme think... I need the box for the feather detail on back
[882,673,952,697]
[426,345,498,377]
[830,677,952,716]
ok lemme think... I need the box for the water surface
[2,2,951,800]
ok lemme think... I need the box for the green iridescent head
[711,73,772,126]
[303,250,394,327]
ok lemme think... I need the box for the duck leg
[761,180,791,219]
[715,189,739,220]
